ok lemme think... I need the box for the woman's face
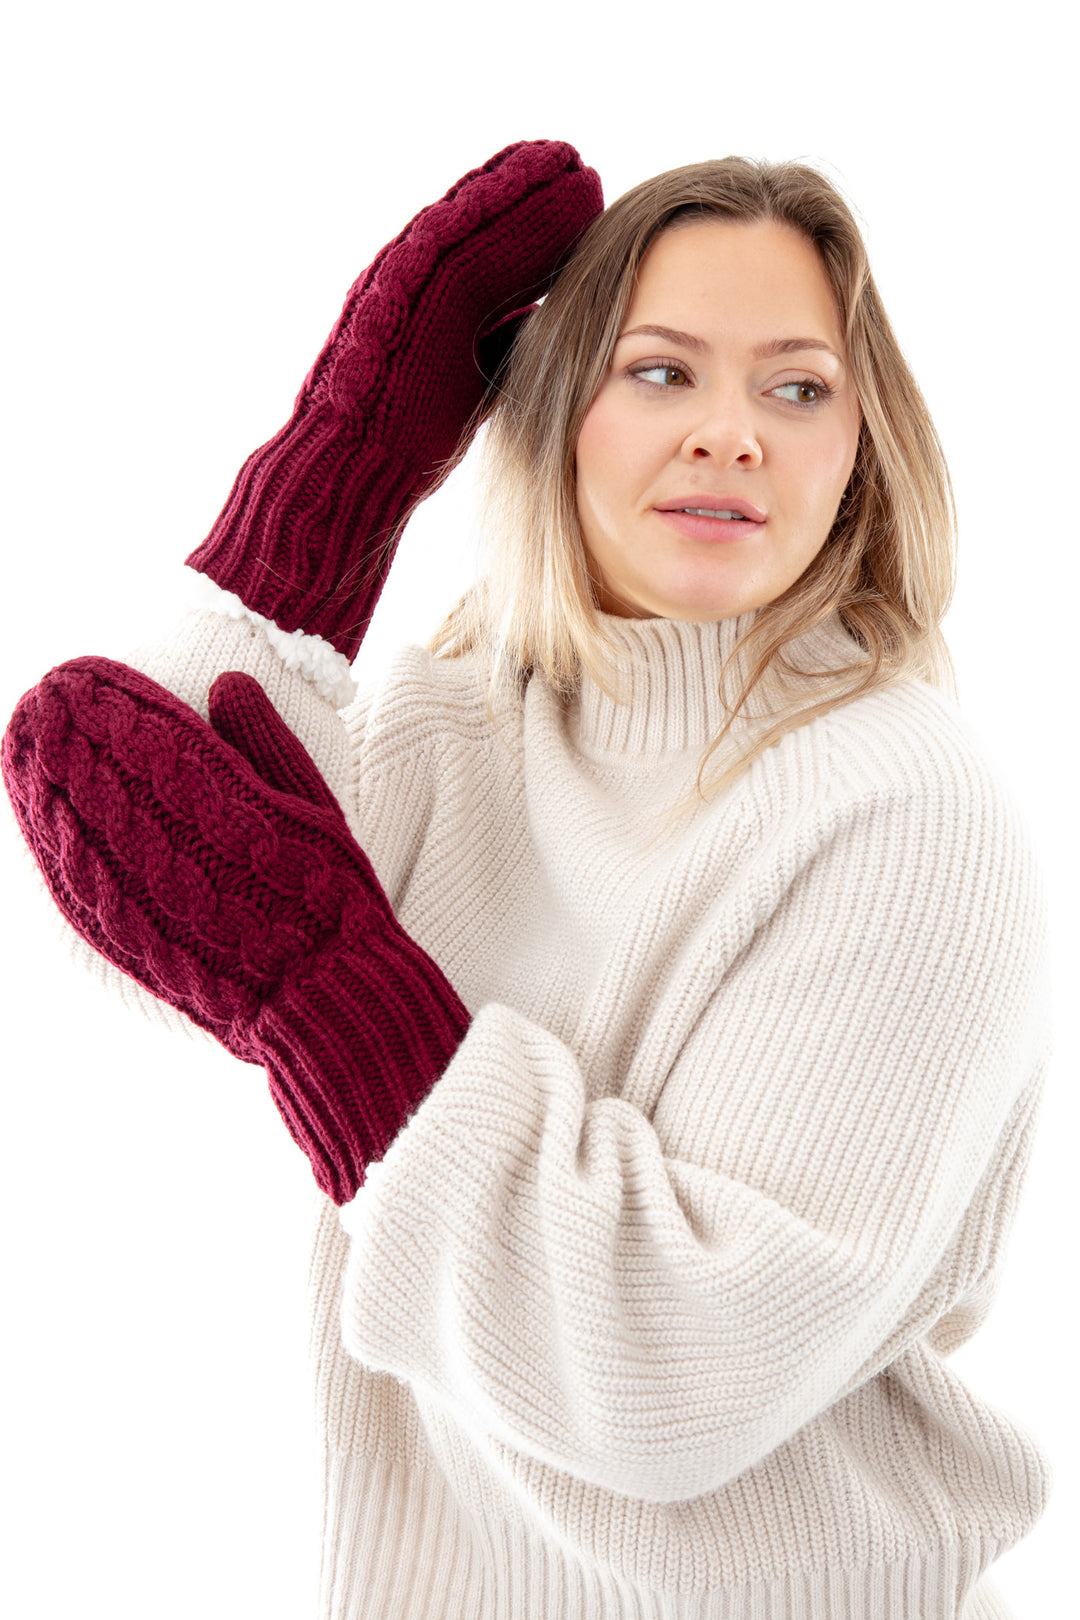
[574,218,862,621]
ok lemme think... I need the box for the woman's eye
[632,364,691,389]
[772,380,829,407]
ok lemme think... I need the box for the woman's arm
[333,718,1049,1504]
[89,137,602,745]
[3,141,602,1028]
[183,140,601,661]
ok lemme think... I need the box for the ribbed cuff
[245,924,471,1205]
[184,410,408,663]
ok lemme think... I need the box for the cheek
[791,418,860,515]
[827,405,862,491]
[576,383,663,510]
[575,395,619,502]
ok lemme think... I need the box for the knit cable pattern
[1,655,470,1203]
[185,139,604,658]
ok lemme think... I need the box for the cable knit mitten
[2,657,471,1204]
[185,140,603,659]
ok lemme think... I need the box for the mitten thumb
[207,672,344,820]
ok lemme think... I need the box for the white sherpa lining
[182,571,358,709]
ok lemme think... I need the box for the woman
[2,140,1049,1618]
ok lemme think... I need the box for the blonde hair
[427,156,956,798]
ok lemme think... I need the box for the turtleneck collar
[571,609,866,755]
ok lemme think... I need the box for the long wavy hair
[426,156,956,798]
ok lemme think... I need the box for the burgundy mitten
[186,140,603,659]
[2,657,471,1204]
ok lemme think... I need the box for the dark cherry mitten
[2,656,470,1204]
[186,140,603,658]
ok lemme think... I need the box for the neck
[572,608,865,756]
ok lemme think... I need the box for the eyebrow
[617,324,843,364]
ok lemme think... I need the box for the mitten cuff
[184,403,410,659]
[247,924,472,1205]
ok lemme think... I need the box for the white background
[1,2,1074,1615]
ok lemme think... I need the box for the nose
[680,393,763,470]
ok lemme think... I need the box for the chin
[593,558,762,622]
[643,585,753,622]
[643,563,767,622]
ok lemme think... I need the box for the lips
[652,494,767,545]
[654,495,767,522]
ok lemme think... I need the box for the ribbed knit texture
[17,590,1051,1618]
[184,140,603,659]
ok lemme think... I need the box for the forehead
[625,218,843,347]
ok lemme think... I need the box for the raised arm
[118,138,602,739]
[183,138,602,662]
[3,141,602,1029]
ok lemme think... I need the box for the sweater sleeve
[335,725,1050,1505]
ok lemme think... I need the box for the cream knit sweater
[75,580,1050,1619]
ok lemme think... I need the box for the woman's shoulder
[815,673,1030,842]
